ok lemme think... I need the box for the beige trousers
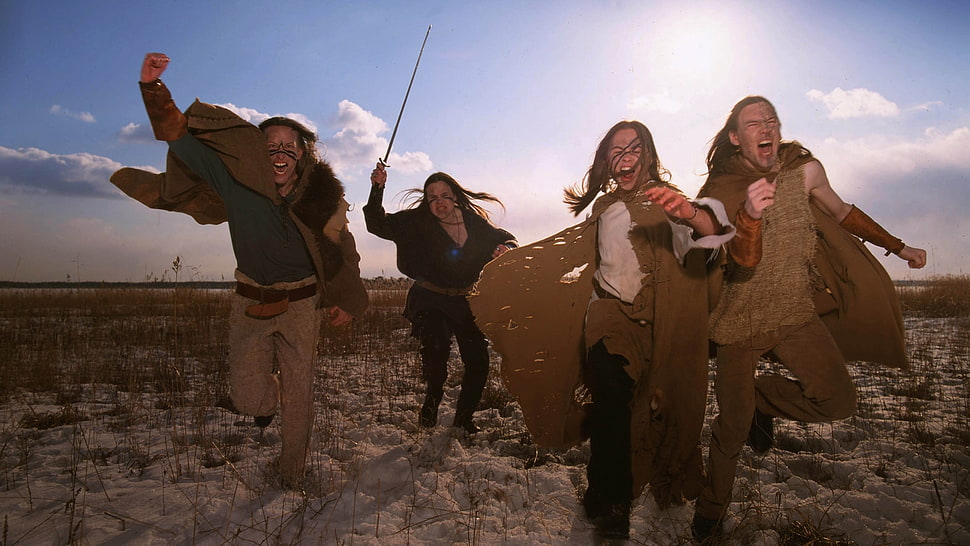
[228,272,321,485]
[696,316,857,520]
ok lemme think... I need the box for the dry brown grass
[896,275,970,318]
[0,275,967,543]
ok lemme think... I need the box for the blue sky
[1,0,967,282]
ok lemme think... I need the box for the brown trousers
[228,273,321,485]
[696,316,857,520]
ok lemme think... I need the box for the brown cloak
[110,100,368,317]
[470,193,719,506]
[698,142,907,369]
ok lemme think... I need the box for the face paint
[268,146,299,161]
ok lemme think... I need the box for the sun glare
[651,8,735,87]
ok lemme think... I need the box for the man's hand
[370,162,387,188]
[141,53,170,83]
[743,178,776,220]
[897,246,927,269]
[327,306,353,327]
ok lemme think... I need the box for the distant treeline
[0,276,414,291]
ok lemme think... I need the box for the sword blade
[381,25,432,167]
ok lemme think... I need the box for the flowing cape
[110,100,275,224]
[470,198,715,505]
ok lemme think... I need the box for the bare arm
[806,160,927,269]
[804,161,852,221]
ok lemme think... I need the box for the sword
[380,25,432,168]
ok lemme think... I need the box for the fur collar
[292,161,343,228]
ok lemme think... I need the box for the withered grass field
[0,275,967,544]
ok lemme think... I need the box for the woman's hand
[492,244,511,258]
[644,185,695,220]
[370,162,387,188]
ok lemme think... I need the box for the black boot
[420,388,443,428]
[593,502,630,540]
[254,414,275,428]
[452,412,480,434]
[452,328,489,435]
[747,408,774,454]
[691,512,724,543]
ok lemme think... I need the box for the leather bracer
[728,204,763,268]
[839,205,905,256]
[139,79,187,141]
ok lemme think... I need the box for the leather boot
[139,79,187,141]
[419,387,443,427]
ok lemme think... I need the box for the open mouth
[616,167,635,179]
[273,162,288,175]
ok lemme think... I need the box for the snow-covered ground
[1,297,967,545]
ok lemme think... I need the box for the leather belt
[592,279,619,300]
[235,282,317,303]
[416,280,475,297]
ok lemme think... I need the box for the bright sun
[650,7,735,87]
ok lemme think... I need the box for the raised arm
[362,161,403,241]
[137,52,187,141]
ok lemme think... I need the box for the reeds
[0,275,967,543]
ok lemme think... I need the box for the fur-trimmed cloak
[110,100,367,317]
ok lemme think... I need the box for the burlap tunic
[699,142,907,369]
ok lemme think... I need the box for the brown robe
[470,189,720,506]
[110,100,368,318]
[698,142,907,369]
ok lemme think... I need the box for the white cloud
[118,122,155,144]
[825,126,970,177]
[214,103,317,135]
[0,146,125,197]
[912,101,943,113]
[116,99,432,181]
[49,104,96,123]
[806,88,899,119]
[812,126,970,279]
[324,100,432,176]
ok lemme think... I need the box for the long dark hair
[705,96,776,175]
[258,116,320,174]
[563,120,670,215]
[405,172,504,220]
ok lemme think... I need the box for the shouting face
[264,125,304,195]
[730,101,781,172]
[608,127,650,191]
